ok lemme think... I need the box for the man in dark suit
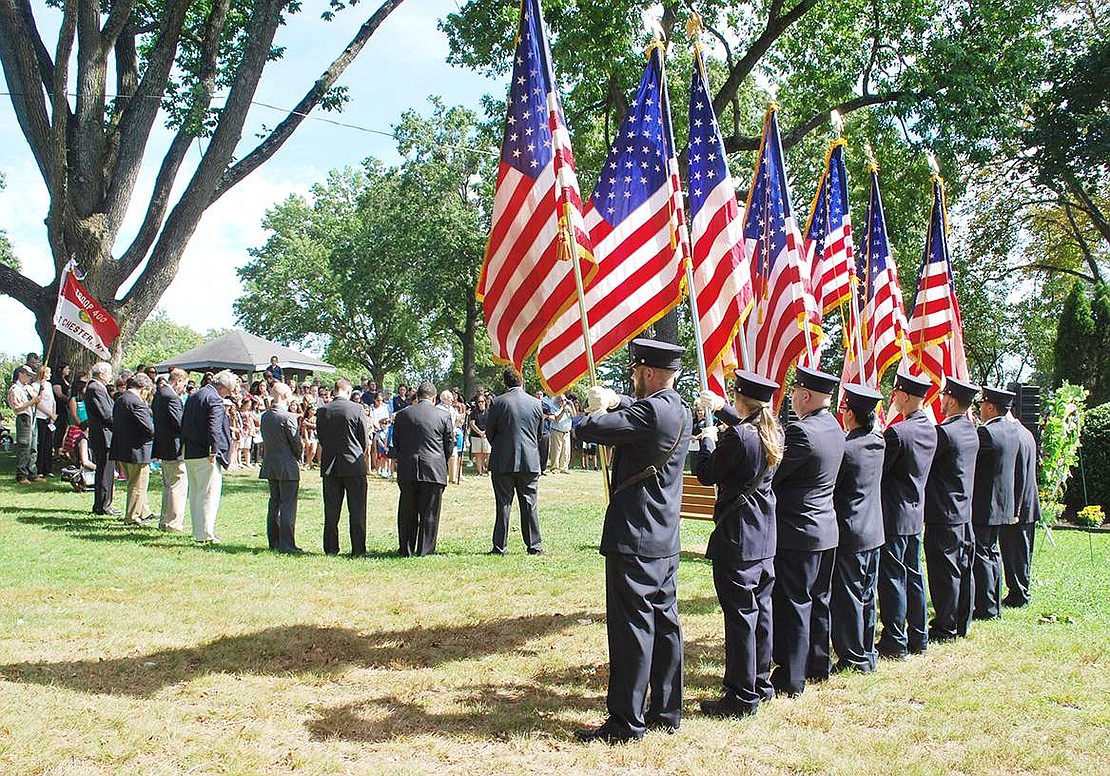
[972,387,1020,620]
[316,378,370,557]
[85,361,117,515]
[152,368,188,532]
[1001,415,1040,607]
[573,338,691,743]
[109,373,155,525]
[486,368,545,555]
[259,381,303,553]
[924,377,980,642]
[830,384,886,674]
[770,366,845,695]
[182,369,236,543]
[391,381,455,556]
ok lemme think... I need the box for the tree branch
[100,0,137,48]
[0,265,47,311]
[15,0,56,93]
[213,0,407,201]
[1014,262,1095,282]
[0,0,54,183]
[1063,202,1103,284]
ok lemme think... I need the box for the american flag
[802,140,855,320]
[907,175,968,413]
[477,0,594,373]
[737,105,821,402]
[842,165,909,388]
[537,44,685,394]
[688,47,754,395]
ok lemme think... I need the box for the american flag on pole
[842,164,909,388]
[687,47,754,395]
[537,44,685,394]
[477,0,594,372]
[907,175,968,413]
[803,140,855,316]
[738,105,821,401]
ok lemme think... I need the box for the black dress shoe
[644,714,680,734]
[1002,596,1028,608]
[103,507,122,516]
[279,547,305,554]
[573,721,642,744]
[877,648,908,661]
[527,547,545,556]
[487,549,506,556]
[699,694,758,719]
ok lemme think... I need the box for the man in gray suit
[259,381,303,553]
[317,378,371,557]
[486,368,545,555]
[391,381,455,556]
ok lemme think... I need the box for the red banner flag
[53,263,120,359]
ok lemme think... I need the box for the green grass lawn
[0,454,1107,775]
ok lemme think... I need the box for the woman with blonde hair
[692,371,784,719]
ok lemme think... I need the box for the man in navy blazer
[109,373,155,525]
[85,361,117,515]
[485,368,545,555]
[259,381,303,553]
[1001,414,1040,608]
[391,381,455,556]
[973,387,1020,619]
[152,368,188,532]
[181,370,236,543]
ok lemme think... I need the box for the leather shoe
[279,547,305,554]
[699,694,758,719]
[877,648,908,661]
[487,549,506,556]
[1002,596,1028,608]
[573,721,642,744]
[644,715,679,734]
[527,548,545,556]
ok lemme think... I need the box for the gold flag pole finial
[926,150,941,180]
[830,109,844,138]
[686,12,703,39]
[864,141,878,173]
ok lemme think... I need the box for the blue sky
[0,0,506,357]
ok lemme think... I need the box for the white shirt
[35,380,56,421]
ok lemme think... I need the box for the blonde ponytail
[735,396,784,468]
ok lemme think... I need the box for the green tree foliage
[1068,400,1110,511]
[120,311,204,371]
[1054,281,1110,404]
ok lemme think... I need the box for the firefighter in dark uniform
[923,377,980,642]
[1001,413,1040,608]
[876,372,937,659]
[692,371,783,717]
[830,384,886,673]
[973,386,1020,619]
[770,366,845,695]
[573,339,691,744]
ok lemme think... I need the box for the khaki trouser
[117,462,151,524]
[185,457,222,541]
[159,458,187,530]
[549,429,571,473]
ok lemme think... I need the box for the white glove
[699,424,719,444]
[586,386,619,414]
[696,390,726,414]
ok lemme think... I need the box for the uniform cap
[733,370,779,403]
[941,376,979,405]
[981,386,1016,409]
[628,338,684,371]
[794,365,838,395]
[843,384,884,415]
[893,371,931,398]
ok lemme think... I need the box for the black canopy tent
[155,330,335,380]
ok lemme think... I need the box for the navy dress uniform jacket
[1013,421,1040,524]
[576,388,691,558]
[881,410,938,536]
[972,417,1020,526]
[108,391,154,464]
[151,384,183,461]
[181,383,231,466]
[694,414,778,562]
[925,415,979,526]
[772,408,845,552]
[833,428,886,553]
[392,401,454,485]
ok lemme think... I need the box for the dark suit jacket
[834,428,886,553]
[576,388,691,558]
[391,400,455,485]
[151,384,184,461]
[108,390,154,464]
[772,408,845,552]
[259,406,302,481]
[694,413,779,562]
[181,383,231,466]
[1013,420,1041,525]
[881,409,938,536]
[85,378,114,453]
[925,415,979,526]
[973,416,1020,526]
[316,397,370,477]
[486,386,544,474]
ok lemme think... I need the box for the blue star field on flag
[743,111,796,280]
[500,0,554,177]
[686,66,727,217]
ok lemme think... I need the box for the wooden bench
[680,473,716,521]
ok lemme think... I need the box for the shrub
[1040,499,1066,526]
[1067,401,1110,512]
[1076,505,1105,528]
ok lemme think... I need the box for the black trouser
[266,479,300,552]
[973,524,1003,619]
[924,522,974,640]
[604,552,683,737]
[36,418,53,476]
[830,546,880,672]
[397,479,445,556]
[491,471,542,553]
[712,556,774,708]
[877,532,928,655]
[91,439,114,513]
[322,474,367,556]
[1000,522,1035,606]
[771,548,834,695]
[537,433,550,473]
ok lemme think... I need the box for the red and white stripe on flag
[476,0,594,372]
[53,264,120,359]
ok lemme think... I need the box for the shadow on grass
[0,614,596,698]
